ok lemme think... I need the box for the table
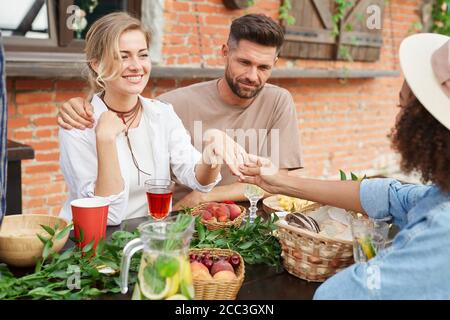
[6,140,34,215]
[98,211,321,300]
[9,205,321,300]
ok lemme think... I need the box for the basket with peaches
[191,201,246,231]
[189,248,245,300]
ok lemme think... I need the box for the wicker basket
[191,204,246,231]
[190,248,245,300]
[276,203,356,282]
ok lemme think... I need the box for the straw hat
[399,33,450,130]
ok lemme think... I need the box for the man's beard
[225,69,264,99]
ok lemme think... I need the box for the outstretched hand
[238,154,282,194]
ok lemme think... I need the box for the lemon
[180,280,195,300]
[166,272,180,297]
[180,258,193,286]
[131,283,142,300]
[357,236,377,260]
[138,264,171,300]
[166,294,188,300]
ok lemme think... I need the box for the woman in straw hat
[239,33,450,299]
[59,12,249,226]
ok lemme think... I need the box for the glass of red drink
[145,179,175,220]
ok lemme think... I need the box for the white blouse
[59,94,220,225]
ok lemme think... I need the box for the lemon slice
[357,236,377,260]
[166,272,180,297]
[180,280,195,300]
[139,265,171,300]
[132,283,142,300]
[179,257,193,285]
[166,294,188,300]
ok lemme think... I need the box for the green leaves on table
[190,215,282,268]
[36,222,73,270]
[0,228,140,300]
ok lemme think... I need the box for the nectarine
[227,204,241,221]
[210,260,234,276]
[190,261,209,273]
[199,210,213,221]
[213,270,237,280]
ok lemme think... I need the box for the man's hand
[57,97,95,130]
[203,129,249,179]
[173,190,206,211]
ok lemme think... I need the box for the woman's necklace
[100,92,152,185]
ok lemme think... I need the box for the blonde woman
[59,13,248,225]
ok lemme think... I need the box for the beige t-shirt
[158,79,303,202]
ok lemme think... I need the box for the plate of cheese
[263,195,315,214]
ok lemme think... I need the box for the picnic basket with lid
[275,203,356,282]
[189,248,245,300]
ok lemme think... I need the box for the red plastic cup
[70,198,109,251]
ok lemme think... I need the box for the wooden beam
[12,0,46,36]
[5,52,400,79]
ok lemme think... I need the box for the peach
[199,210,213,221]
[190,261,209,273]
[210,260,234,276]
[192,268,213,280]
[213,270,237,280]
[227,204,241,221]
[205,202,220,213]
[217,215,228,222]
[190,261,212,280]
[214,204,230,219]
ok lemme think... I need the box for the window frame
[3,0,142,53]
[3,0,59,51]
[57,0,142,51]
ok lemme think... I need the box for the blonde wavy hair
[84,12,151,96]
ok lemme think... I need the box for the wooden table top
[7,140,34,161]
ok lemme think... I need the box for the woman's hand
[202,129,249,179]
[95,111,126,141]
[238,155,284,194]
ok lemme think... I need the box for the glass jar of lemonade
[120,215,195,300]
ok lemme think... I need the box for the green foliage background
[432,0,450,35]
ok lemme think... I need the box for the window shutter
[280,0,337,60]
[337,0,385,62]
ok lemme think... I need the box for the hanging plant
[332,0,353,37]
[432,0,450,35]
[279,0,296,25]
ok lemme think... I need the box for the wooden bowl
[0,214,70,267]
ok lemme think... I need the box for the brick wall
[6,0,422,215]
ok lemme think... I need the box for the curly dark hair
[390,96,450,192]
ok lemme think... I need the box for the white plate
[273,211,289,219]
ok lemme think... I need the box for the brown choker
[100,92,152,185]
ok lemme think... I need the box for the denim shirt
[314,178,450,300]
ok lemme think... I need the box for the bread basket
[276,203,357,282]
